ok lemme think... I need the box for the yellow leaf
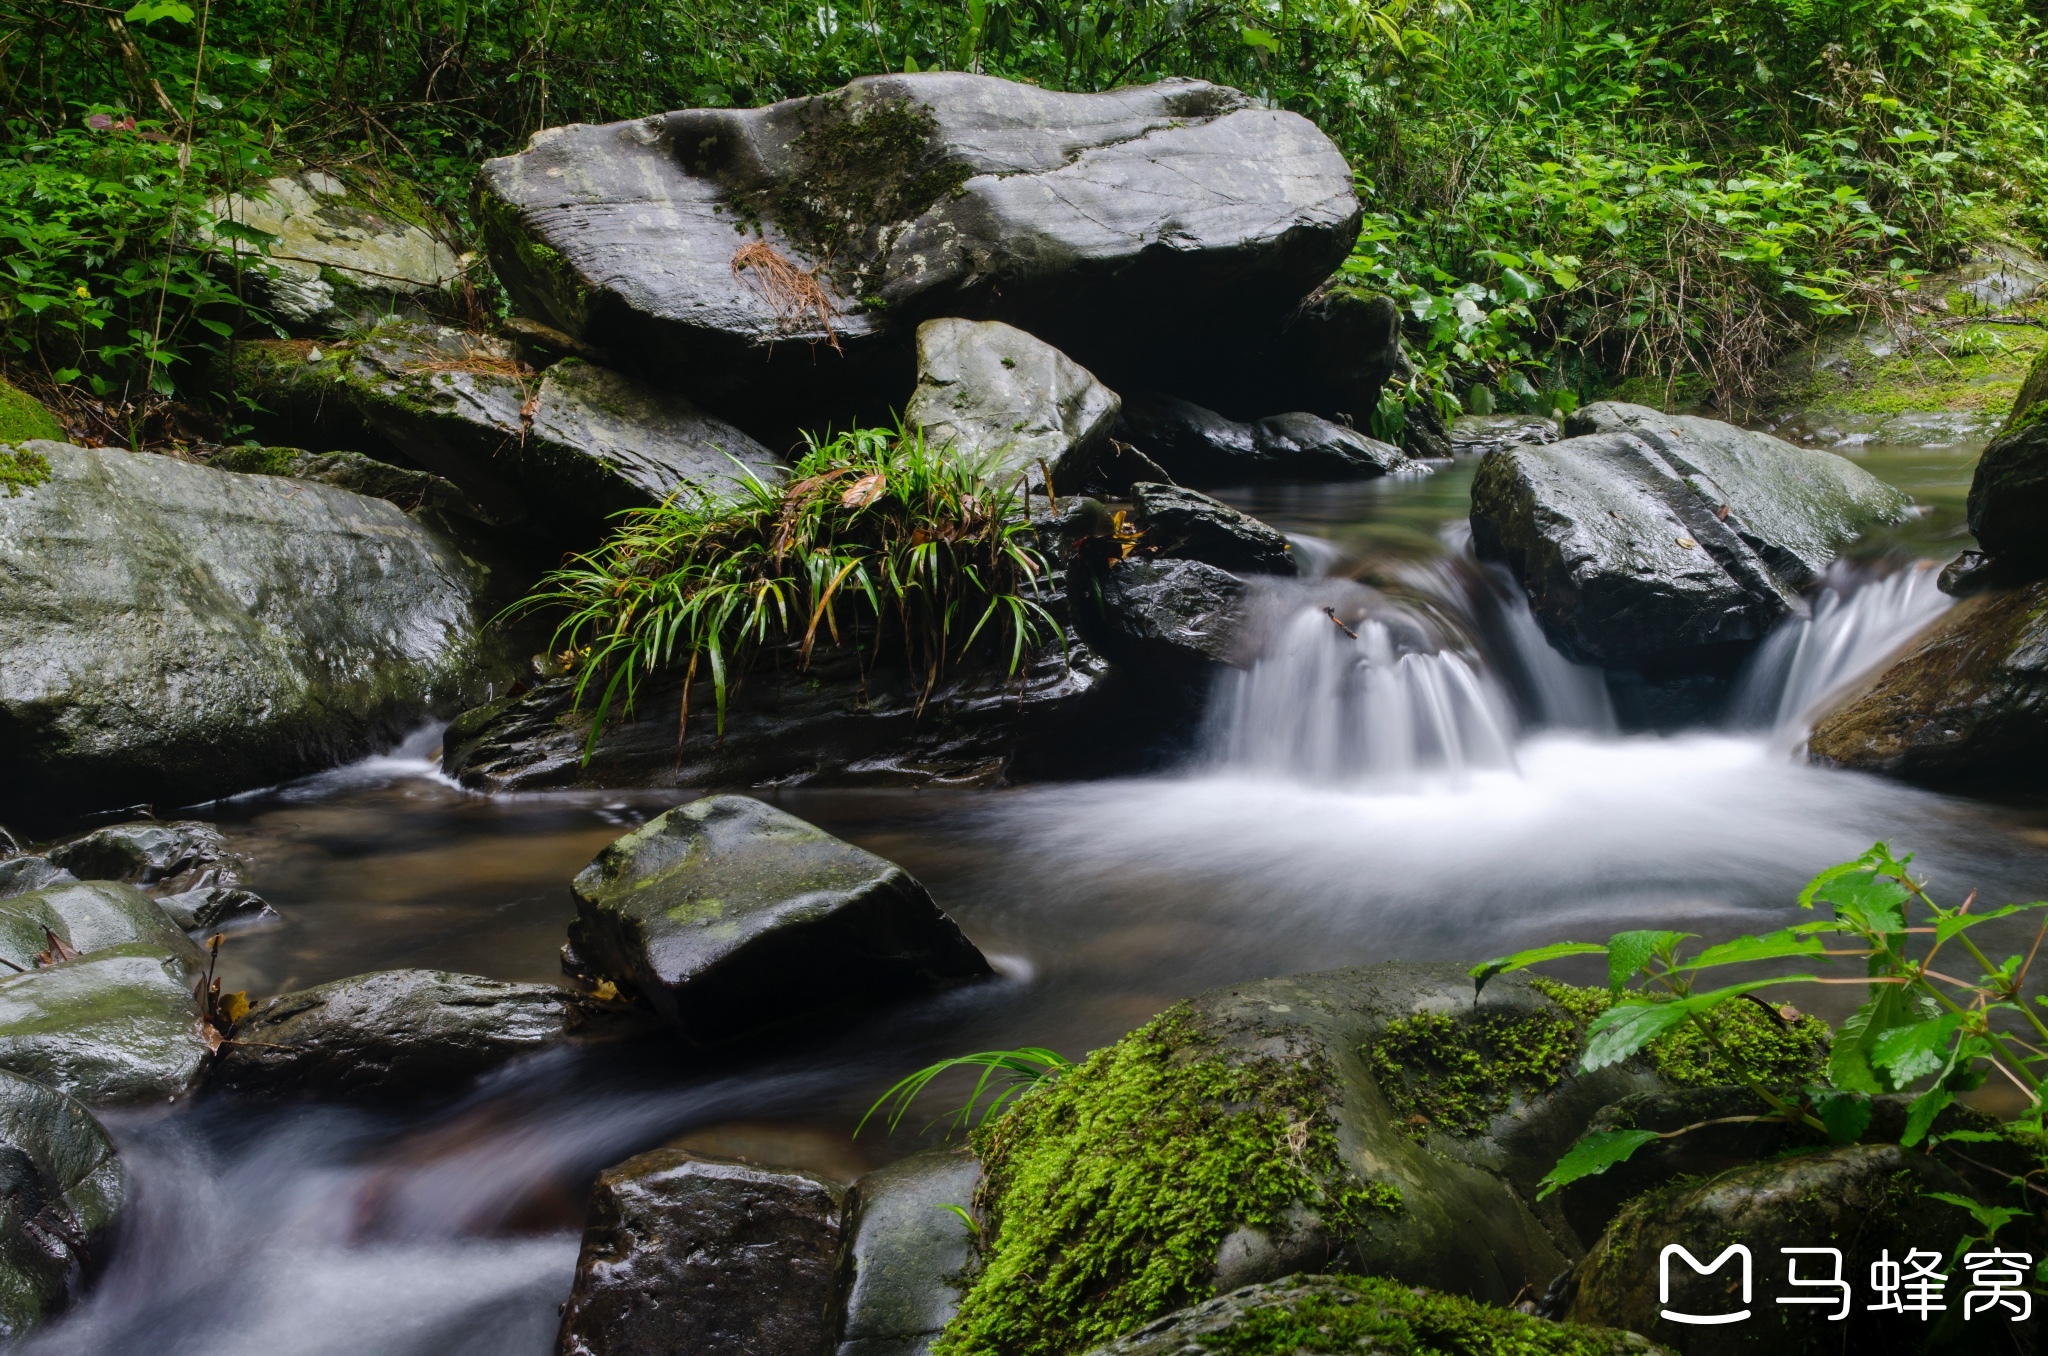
[222,990,251,1024]
[592,979,620,1002]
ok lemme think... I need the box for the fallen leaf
[591,979,620,1002]
[842,472,885,509]
[222,990,251,1025]
[1715,502,1730,521]
[1676,536,1697,549]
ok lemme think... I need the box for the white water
[1730,562,1952,736]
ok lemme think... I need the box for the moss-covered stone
[0,445,51,497]
[1369,1008,1581,1141]
[0,1069,126,1343]
[1085,1275,1666,1356]
[941,1006,1401,1356]
[0,378,60,449]
[1528,979,1829,1089]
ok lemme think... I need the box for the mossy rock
[1967,343,2048,574]
[0,946,212,1105]
[0,1069,127,1343]
[0,378,60,448]
[1083,1274,1667,1356]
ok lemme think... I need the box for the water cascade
[1730,562,1952,736]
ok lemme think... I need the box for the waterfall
[1731,561,1951,735]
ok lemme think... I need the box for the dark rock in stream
[1470,402,1909,673]
[475,73,1358,441]
[558,1148,846,1356]
[1080,558,1251,673]
[0,442,509,824]
[567,796,991,1046]
[1968,345,2048,575]
[903,318,1120,492]
[1116,392,1408,485]
[0,1069,128,1342]
[46,820,240,887]
[837,1147,980,1356]
[152,885,277,932]
[215,969,654,1102]
[1131,483,1296,577]
[0,860,72,902]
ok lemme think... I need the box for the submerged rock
[838,1147,980,1356]
[209,169,461,335]
[1131,483,1295,577]
[0,443,501,822]
[1117,392,1407,485]
[233,326,782,537]
[475,74,1357,437]
[1471,403,1908,671]
[568,796,990,1045]
[215,969,650,1102]
[557,1148,846,1356]
[45,821,238,888]
[903,319,1119,492]
[1081,1275,1663,1356]
[1808,578,2048,783]
[0,1070,127,1342]
[1564,1144,2019,1353]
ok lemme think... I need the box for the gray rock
[214,969,651,1102]
[233,326,783,537]
[476,74,1357,437]
[1471,403,1909,671]
[1808,578,2048,784]
[0,861,71,903]
[0,443,501,821]
[1450,413,1560,457]
[0,882,205,976]
[837,1147,979,1356]
[1080,1275,1665,1356]
[568,797,991,1045]
[1967,347,2048,575]
[1248,285,1404,425]
[46,821,237,887]
[0,949,211,1105]
[903,319,1118,492]
[152,885,277,932]
[558,1148,846,1356]
[209,170,462,335]
[211,446,496,527]
[1249,412,1408,477]
[1565,1144,2021,1354]
[1131,483,1294,577]
[0,1070,127,1343]
[1087,558,1250,670]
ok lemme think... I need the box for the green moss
[212,445,307,476]
[1776,319,2048,416]
[0,377,61,445]
[937,1006,1402,1356]
[1367,1009,1580,1140]
[771,94,971,298]
[1193,1275,1651,1356]
[0,444,52,496]
[1529,978,1829,1087]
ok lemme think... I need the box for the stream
[28,421,2048,1356]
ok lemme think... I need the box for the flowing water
[32,423,2048,1355]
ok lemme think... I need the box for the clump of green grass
[513,424,1056,754]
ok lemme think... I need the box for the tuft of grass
[859,1046,1076,1138]
[511,424,1058,756]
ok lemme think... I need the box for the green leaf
[1537,1129,1659,1199]
[1871,1013,1962,1087]
[1933,902,2046,945]
[1926,1192,2024,1236]
[1605,930,1689,991]
[1903,1087,1954,1147]
[1470,942,1606,999]
[124,0,194,23]
[1580,978,1817,1072]
[1809,1087,1872,1144]
[1681,928,1826,973]
[1812,873,1909,934]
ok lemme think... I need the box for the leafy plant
[511,425,1058,756]
[858,1046,1076,1137]
[1474,842,2048,1198]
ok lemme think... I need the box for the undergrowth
[936,1005,1401,1356]
[1192,1275,1655,1356]
[512,424,1055,754]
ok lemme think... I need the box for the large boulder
[232,326,782,538]
[475,74,1358,438]
[0,881,204,975]
[213,969,652,1102]
[1081,1275,1663,1356]
[557,1148,846,1356]
[210,169,462,335]
[0,1070,127,1342]
[1807,578,2048,783]
[1132,483,1295,577]
[45,821,238,889]
[903,319,1118,492]
[1966,346,2048,574]
[838,1147,980,1356]
[1563,1144,2019,1354]
[567,796,991,1045]
[1471,403,1909,672]
[1117,392,1407,485]
[0,443,503,822]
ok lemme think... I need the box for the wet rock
[569,796,991,1045]
[1389,347,1454,461]
[232,326,783,538]
[558,1148,846,1356]
[1248,285,1404,425]
[0,443,502,823]
[1084,558,1251,671]
[1450,412,1561,457]
[476,74,1357,439]
[838,1147,980,1356]
[442,634,1123,793]
[0,881,205,975]
[1131,483,1295,577]
[1967,346,2048,576]
[1117,393,1407,485]
[1081,1274,1665,1356]
[1808,578,2048,784]
[211,445,495,528]
[209,169,461,335]
[0,860,71,902]
[0,1069,127,1342]
[0,949,211,1105]
[46,821,238,888]
[903,319,1119,492]
[152,885,277,932]
[1563,1144,2023,1353]
[214,969,650,1102]
[1471,403,1908,671]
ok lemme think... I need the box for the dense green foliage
[5,0,2047,430]
[513,425,1054,750]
